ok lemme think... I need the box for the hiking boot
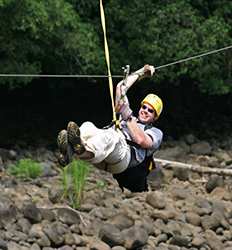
[57,129,68,155]
[136,64,155,81]
[67,121,85,155]
[57,129,72,166]
[57,153,69,167]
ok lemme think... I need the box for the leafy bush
[7,158,42,179]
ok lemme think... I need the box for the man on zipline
[57,65,163,192]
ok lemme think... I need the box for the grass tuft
[7,158,42,179]
[60,160,90,208]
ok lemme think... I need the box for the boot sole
[67,121,85,154]
[57,129,73,166]
[57,130,68,155]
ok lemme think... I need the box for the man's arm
[115,65,155,110]
[126,118,153,148]
[115,75,138,112]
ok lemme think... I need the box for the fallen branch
[39,205,88,227]
[153,158,232,176]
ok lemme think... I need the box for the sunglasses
[141,104,154,114]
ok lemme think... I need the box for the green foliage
[0,0,231,95]
[60,160,90,209]
[7,158,42,179]
[0,0,104,88]
[104,0,232,95]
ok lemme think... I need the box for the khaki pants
[80,122,130,174]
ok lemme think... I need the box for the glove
[136,64,155,81]
[117,101,133,121]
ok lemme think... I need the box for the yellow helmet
[141,94,163,119]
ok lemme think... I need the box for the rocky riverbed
[1,134,232,250]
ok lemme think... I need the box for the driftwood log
[153,157,232,177]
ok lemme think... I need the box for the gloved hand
[117,101,133,121]
[136,64,155,81]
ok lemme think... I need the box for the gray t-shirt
[121,120,163,167]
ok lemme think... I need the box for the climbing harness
[113,154,154,192]
[113,123,157,192]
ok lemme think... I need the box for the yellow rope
[99,0,119,128]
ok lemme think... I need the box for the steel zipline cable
[0,44,231,78]
[0,73,123,78]
[155,44,232,70]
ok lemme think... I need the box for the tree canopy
[0,0,231,94]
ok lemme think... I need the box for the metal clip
[122,65,130,85]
